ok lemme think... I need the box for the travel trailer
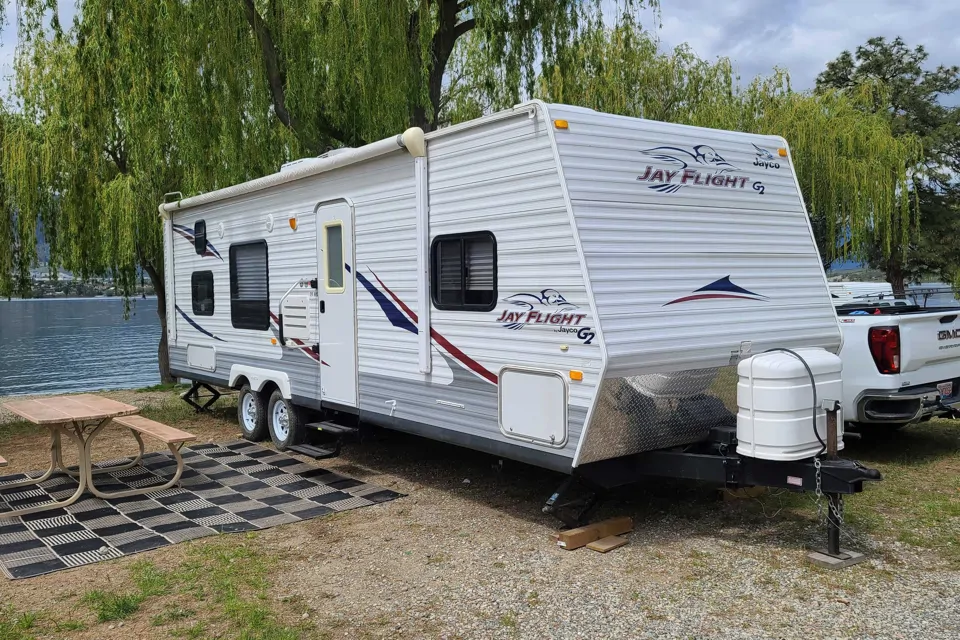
[161,102,879,542]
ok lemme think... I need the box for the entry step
[287,443,340,460]
[305,421,358,437]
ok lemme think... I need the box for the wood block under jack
[721,486,768,501]
[586,535,628,553]
[806,548,867,569]
[556,516,633,550]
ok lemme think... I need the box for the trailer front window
[431,232,497,311]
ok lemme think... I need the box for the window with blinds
[431,232,497,311]
[229,241,270,330]
[191,271,214,316]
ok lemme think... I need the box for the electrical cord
[763,348,827,456]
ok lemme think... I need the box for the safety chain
[814,456,824,523]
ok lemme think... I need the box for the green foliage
[817,36,960,184]
[0,1,657,381]
[818,36,960,289]
[532,21,921,264]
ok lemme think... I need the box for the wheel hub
[273,403,290,440]
[242,395,257,431]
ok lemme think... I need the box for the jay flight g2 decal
[637,144,766,195]
[496,289,595,344]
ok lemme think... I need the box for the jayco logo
[752,144,781,170]
[637,144,765,195]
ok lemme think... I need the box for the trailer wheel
[267,390,305,450]
[237,384,268,441]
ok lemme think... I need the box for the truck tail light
[868,326,900,374]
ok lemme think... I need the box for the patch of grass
[53,620,86,632]
[82,590,144,623]
[177,536,301,639]
[499,612,518,628]
[842,420,960,567]
[151,606,195,627]
[0,608,39,640]
[132,560,173,597]
[137,382,190,393]
[170,622,207,639]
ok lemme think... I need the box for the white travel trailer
[161,102,879,534]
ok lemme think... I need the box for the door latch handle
[320,300,325,314]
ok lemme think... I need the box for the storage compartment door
[499,368,568,447]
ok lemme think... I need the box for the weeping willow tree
[531,19,923,267]
[0,0,658,381]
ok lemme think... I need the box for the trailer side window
[431,232,497,311]
[194,220,207,256]
[229,240,270,330]
[191,270,215,316]
[324,222,345,293]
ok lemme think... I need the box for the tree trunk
[143,261,175,384]
[886,256,907,297]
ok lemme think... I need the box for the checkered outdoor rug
[0,440,402,579]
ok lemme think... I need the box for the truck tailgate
[899,310,960,373]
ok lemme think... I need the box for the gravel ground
[0,389,957,639]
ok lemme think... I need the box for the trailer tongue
[549,349,883,568]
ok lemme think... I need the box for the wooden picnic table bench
[0,395,196,515]
[92,416,198,499]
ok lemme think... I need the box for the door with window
[316,201,357,406]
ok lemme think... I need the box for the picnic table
[0,394,194,516]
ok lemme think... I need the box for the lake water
[0,298,161,397]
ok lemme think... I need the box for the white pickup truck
[837,302,960,430]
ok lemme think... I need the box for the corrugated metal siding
[168,109,598,466]
[548,104,841,379]
[354,111,600,461]
[169,153,415,402]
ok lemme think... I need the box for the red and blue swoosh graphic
[664,276,768,306]
[357,268,499,385]
[174,258,496,384]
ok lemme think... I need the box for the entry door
[316,200,358,406]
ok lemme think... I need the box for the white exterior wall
[358,109,600,464]
[168,153,416,403]
[547,104,841,378]
[166,110,596,470]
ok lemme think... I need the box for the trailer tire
[267,390,305,451]
[237,384,268,442]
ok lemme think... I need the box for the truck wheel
[267,390,305,450]
[238,384,268,441]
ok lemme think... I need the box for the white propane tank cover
[736,348,844,462]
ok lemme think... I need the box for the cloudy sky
[1,0,958,101]
[641,0,960,100]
